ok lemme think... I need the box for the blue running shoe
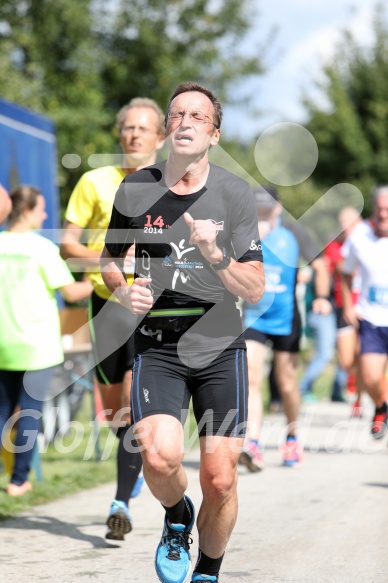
[106,499,132,540]
[191,574,218,582]
[155,496,195,583]
[130,471,144,499]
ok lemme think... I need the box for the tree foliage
[0,0,264,209]
[0,0,111,207]
[305,3,388,215]
[97,0,262,110]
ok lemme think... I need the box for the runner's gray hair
[371,184,388,206]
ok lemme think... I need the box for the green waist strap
[147,308,205,318]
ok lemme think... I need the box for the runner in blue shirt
[240,186,303,468]
[240,186,333,471]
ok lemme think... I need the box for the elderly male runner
[342,185,388,437]
[101,82,265,583]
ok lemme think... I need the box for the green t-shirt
[0,231,74,370]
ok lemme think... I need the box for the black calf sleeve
[115,424,143,504]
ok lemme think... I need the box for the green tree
[305,3,388,215]
[97,0,263,110]
[0,0,111,207]
[0,0,265,210]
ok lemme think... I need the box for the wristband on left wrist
[210,247,231,271]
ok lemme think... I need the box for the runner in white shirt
[342,185,388,437]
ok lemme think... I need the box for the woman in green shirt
[0,185,92,496]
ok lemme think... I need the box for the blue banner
[0,98,59,233]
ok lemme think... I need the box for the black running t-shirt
[105,161,262,349]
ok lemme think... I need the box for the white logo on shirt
[170,239,195,260]
[250,240,262,251]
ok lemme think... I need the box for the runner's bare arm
[59,279,93,303]
[311,256,332,314]
[60,221,101,267]
[61,220,135,272]
[341,272,359,328]
[100,246,153,313]
[217,260,265,304]
[184,212,264,304]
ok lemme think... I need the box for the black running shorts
[244,307,301,353]
[131,331,248,438]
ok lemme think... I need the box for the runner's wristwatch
[210,248,231,271]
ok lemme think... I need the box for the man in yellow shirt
[61,98,165,539]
